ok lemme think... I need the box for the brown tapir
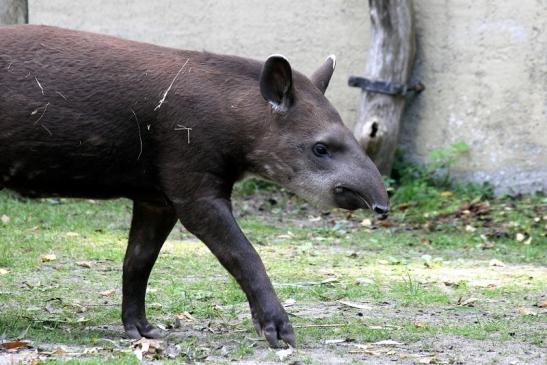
[0,25,388,347]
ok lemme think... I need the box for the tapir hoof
[124,319,162,339]
[252,307,296,348]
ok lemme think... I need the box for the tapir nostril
[373,204,389,215]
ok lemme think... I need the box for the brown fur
[0,25,388,347]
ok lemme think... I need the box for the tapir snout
[252,54,390,218]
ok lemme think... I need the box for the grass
[0,149,546,363]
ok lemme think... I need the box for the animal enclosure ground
[0,185,545,364]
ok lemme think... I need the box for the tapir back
[0,25,256,199]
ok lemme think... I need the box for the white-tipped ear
[259,54,294,112]
[327,54,336,70]
[310,55,336,94]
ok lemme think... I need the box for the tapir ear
[260,55,294,112]
[310,55,336,94]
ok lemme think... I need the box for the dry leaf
[76,261,92,268]
[325,338,347,344]
[459,297,479,307]
[1,214,10,224]
[338,300,372,310]
[417,356,438,364]
[537,300,547,308]
[41,254,57,262]
[275,347,294,361]
[372,340,402,346]
[132,338,164,360]
[517,307,537,316]
[283,298,296,307]
[360,218,372,227]
[414,320,428,328]
[489,259,505,267]
[100,288,117,297]
[0,268,8,275]
[465,225,476,232]
[356,277,374,285]
[176,311,196,322]
[0,340,29,350]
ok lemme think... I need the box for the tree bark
[0,0,28,25]
[353,0,416,175]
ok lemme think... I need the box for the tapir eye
[312,143,330,157]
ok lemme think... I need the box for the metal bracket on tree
[348,76,425,96]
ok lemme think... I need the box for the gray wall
[28,0,546,194]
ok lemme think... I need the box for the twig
[293,323,346,329]
[40,124,53,136]
[154,58,189,111]
[56,91,68,101]
[34,102,50,125]
[232,323,346,333]
[174,124,192,144]
[130,108,143,160]
[35,76,45,95]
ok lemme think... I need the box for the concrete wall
[28,0,546,194]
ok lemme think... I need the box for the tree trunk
[353,0,416,175]
[0,0,28,25]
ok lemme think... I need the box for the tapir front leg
[122,201,177,339]
[175,195,296,348]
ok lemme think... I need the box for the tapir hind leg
[122,200,177,339]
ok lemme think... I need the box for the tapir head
[248,55,389,215]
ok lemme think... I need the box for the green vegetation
[0,145,545,363]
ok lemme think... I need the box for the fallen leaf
[132,338,164,359]
[537,300,547,308]
[378,219,395,228]
[338,300,372,310]
[176,311,196,322]
[372,340,402,346]
[397,203,411,211]
[459,297,479,307]
[283,298,296,307]
[53,347,66,355]
[0,340,29,350]
[0,268,8,275]
[517,307,537,316]
[481,241,496,249]
[41,254,57,262]
[360,218,372,227]
[515,233,525,242]
[76,261,92,268]
[324,338,347,344]
[418,356,438,364]
[465,225,476,232]
[1,214,10,224]
[356,277,374,285]
[414,320,428,328]
[489,259,505,267]
[99,289,117,297]
[276,346,294,361]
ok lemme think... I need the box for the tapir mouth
[333,186,389,218]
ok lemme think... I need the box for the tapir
[0,25,389,347]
